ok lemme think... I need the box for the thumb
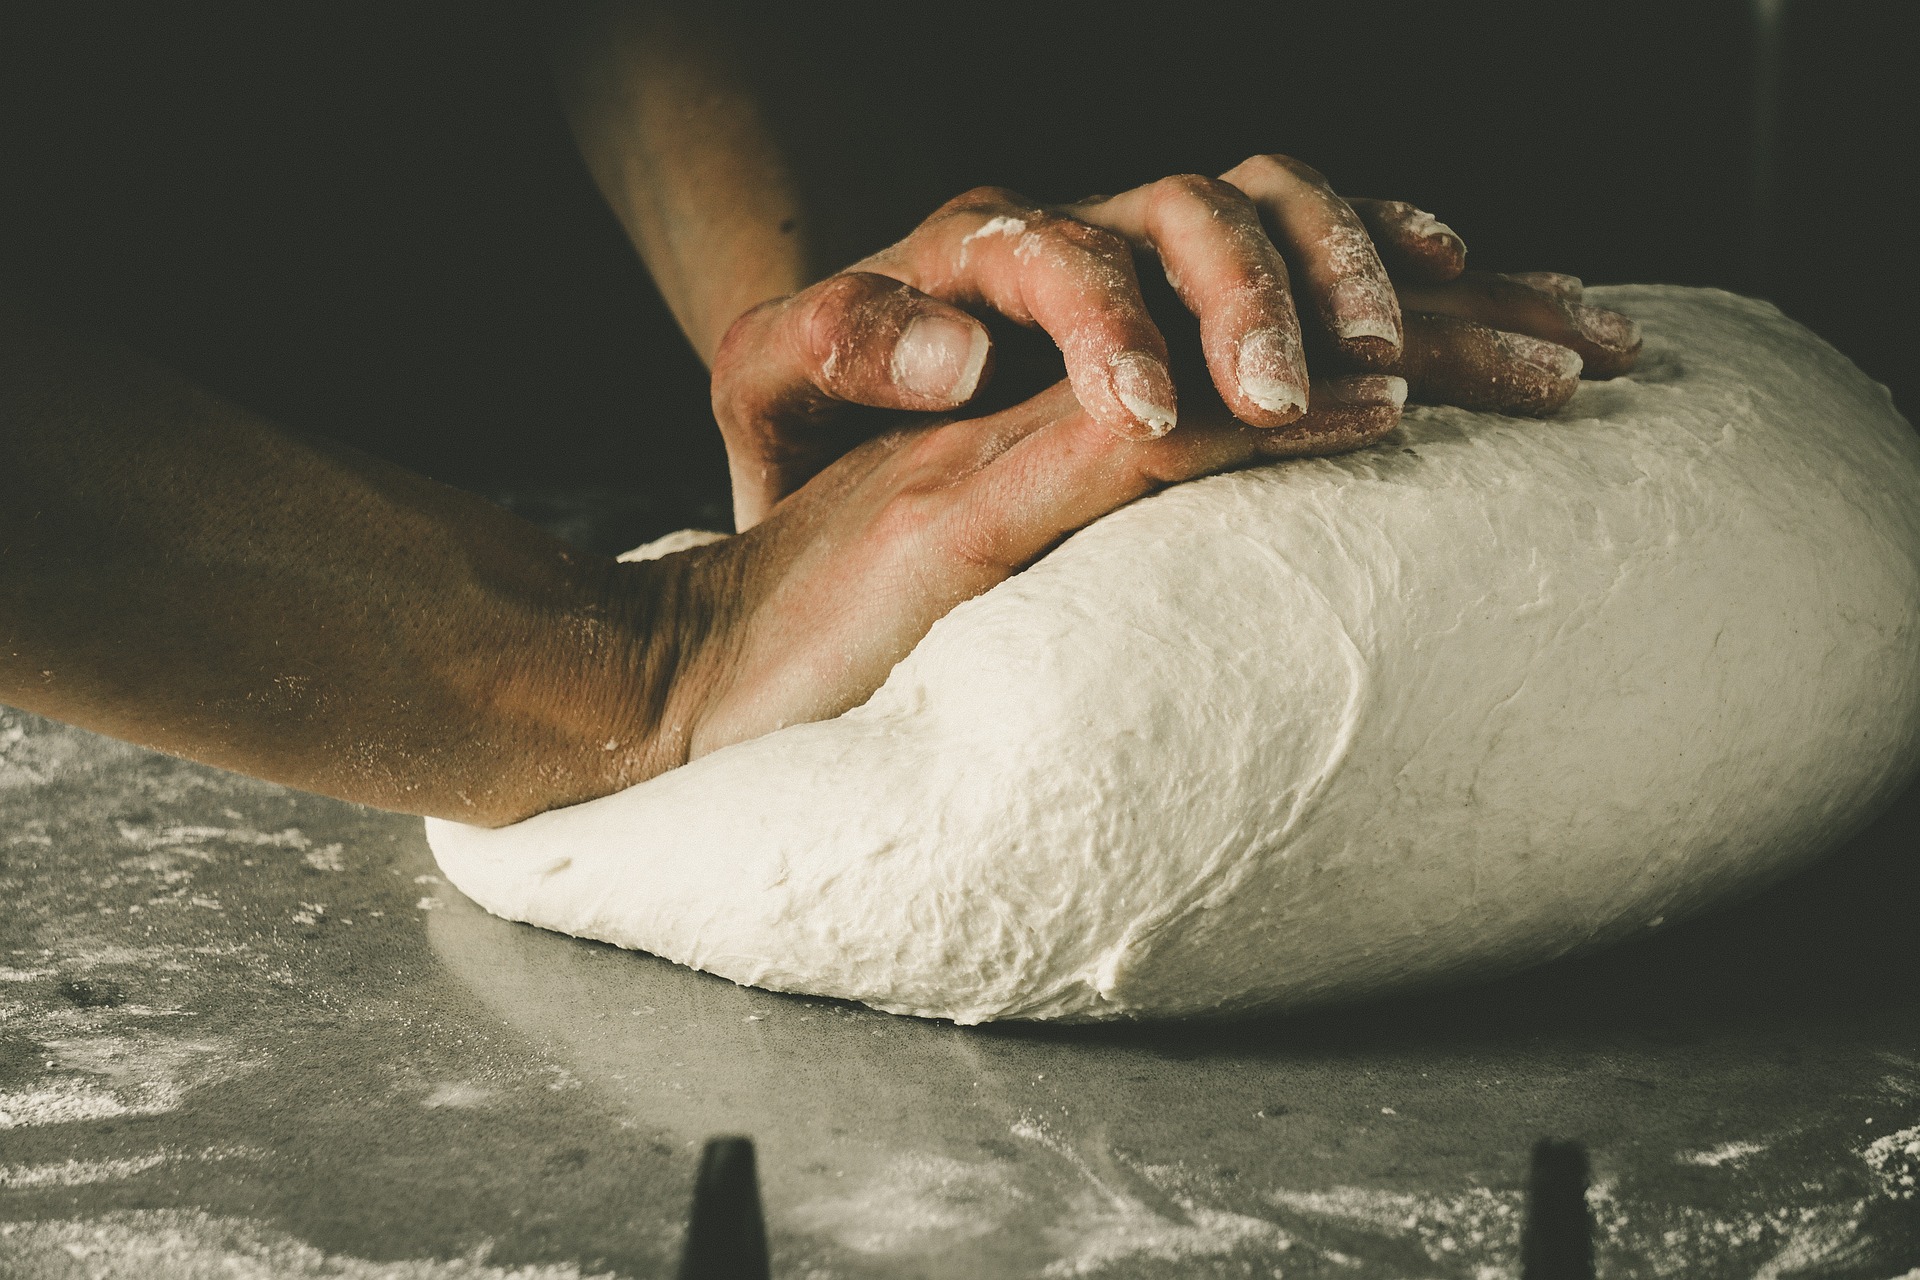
[713,271,991,425]
[713,272,993,530]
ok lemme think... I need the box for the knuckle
[711,296,788,384]
[1226,152,1282,182]
[1153,172,1247,208]
[798,272,904,367]
[1233,152,1328,190]
[937,185,1031,217]
[1150,173,1262,237]
[806,269,894,315]
[1032,211,1129,261]
[1276,154,1331,186]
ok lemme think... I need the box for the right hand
[625,369,1408,767]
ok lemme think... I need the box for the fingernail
[1236,328,1307,418]
[1513,270,1582,298]
[1329,277,1402,345]
[891,313,990,401]
[1109,351,1178,437]
[1503,332,1584,380]
[1572,303,1641,352]
[1404,207,1460,244]
[1324,374,1408,408]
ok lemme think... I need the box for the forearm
[551,0,811,361]
[0,302,674,825]
[552,1,914,362]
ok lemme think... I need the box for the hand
[710,155,1457,528]
[711,157,1638,530]
[628,370,1409,766]
[1387,268,1641,413]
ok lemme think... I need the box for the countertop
[2,705,1917,1278]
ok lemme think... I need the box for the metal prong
[676,1135,770,1280]
[1521,1137,1595,1280]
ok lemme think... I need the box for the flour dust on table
[428,287,1920,1023]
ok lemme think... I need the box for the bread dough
[427,287,1920,1023]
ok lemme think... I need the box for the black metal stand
[1521,1138,1596,1280]
[676,1136,771,1280]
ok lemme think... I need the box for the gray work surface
[2,706,1916,1279]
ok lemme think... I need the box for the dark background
[1,1,1913,534]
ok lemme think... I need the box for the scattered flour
[0,710,143,790]
[1036,1186,1291,1278]
[1862,1123,1920,1200]
[0,1154,169,1189]
[117,822,315,853]
[956,214,1027,265]
[0,967,58,982]
[1679,1139,1769,1167]
[0,1035,237,1129]
[1259,1142,1916,1280]
[0,1211,612,1279]
[1586,1179,1872,1280]
[422,1083,497,1111]
[789,1152,1026,1254]
[0,1081,139,1129]
[1748,1205,1872,1280]
[1011,1118,1293,1276]
[302,844,346,872]
[793,1123,1295,1273]
[1267,1183,1522,1268]
[0,1147,263,1190]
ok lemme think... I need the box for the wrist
[457,546,734,827]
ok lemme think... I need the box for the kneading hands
[1,5,1642,826]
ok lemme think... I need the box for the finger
[1346,198,1467,284]
[1398,311,1583,416]
[871,188,1178,440]
[1397,271,1640,378]
[1069,175,1310,428]
[1221,154,1402,367]
[1506,271,1582,301]
[1255,374,1407,459]
[712,272,992,529]
[714,270,992,419]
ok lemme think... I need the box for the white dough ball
[428,287,1920,1023]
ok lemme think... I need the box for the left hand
[713,156,1640,529]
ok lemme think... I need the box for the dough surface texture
[428,287,1920,1023]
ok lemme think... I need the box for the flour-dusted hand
[708,158,1645,532]
[711,160,1471,528]
[1397,270,1643,380]
[1216,160,1640,415]
[1366,271,1643,417]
